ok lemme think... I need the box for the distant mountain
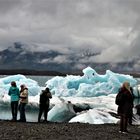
[0,42,63,71]
[0,42,139,74]
[0,42,100,73]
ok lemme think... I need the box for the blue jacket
[8,87,20,102]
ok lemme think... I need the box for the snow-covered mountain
[0,42,139,73]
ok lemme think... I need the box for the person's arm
[8,88,11,96]
[20,89,28,99]
[47,92,52,98]
[17,88,20,98]
[39,93,43,104]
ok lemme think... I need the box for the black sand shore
[0,120,140,140]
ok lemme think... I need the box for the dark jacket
[117,87,134,117]
[39,90,52,106]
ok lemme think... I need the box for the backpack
[115,91,124,105]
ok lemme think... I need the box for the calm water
[0,75,54,87]
[27,75,54,86]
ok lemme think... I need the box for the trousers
[11,101,18,121]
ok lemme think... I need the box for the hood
[11,87,17,91]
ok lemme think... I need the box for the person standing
[38,87,52,123]
[128,87,134,125]
[19,84,28,122]
[116,81,134,134]
[8,81,20,121]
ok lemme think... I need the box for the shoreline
[0,70,140,78]
[0,120,140,140]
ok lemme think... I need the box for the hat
[20,84,26,88]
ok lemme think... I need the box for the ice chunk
[46,67,137,97]
[48,100,76,122]
[0,74,41,97]
[69,108,119,124]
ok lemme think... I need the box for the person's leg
[14,101,18,121]
[19,103,22,121]
[23,103,26,122]
[38,104,43,122]
[129,116,132,125]
[119,115,123,132]
[11,102,14,120]
[123,116,128,132]
[44,106,49,122]
[20,103,26,122]
[129,109,133,125]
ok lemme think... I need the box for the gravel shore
[0,120,140,140]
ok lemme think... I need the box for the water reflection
[0,106,39,122]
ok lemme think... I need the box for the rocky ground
[0,120,140,140]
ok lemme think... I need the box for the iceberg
[0,67,139,124]
[46,67,137,97]
[0,74,41,99]
[48,99,76,122]
[69,108,119,124]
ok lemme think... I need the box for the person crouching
[19,84,28,122]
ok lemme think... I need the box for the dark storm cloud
[0,0,140,68]
[0,0,23,13]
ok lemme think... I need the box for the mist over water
[0,108,38,122]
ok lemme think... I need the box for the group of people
[116,81,134,134]
[8,80,135,133]
[8,81,28,122]
[8,81,52,123]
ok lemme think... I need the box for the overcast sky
[0,0,140,68]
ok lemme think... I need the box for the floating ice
[0,74,41,99]
[69,108,119,124]
[46,67,137,97]
[48,99,76,122]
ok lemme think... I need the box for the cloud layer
[0,0,140,70]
